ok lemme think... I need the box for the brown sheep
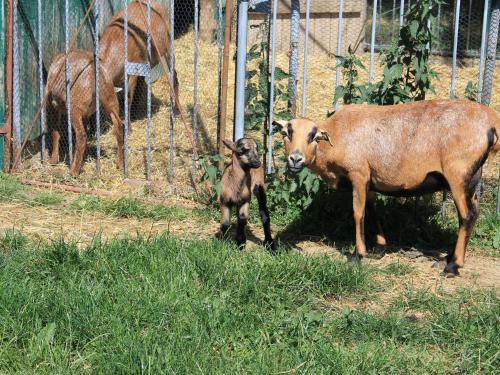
[46,50,123,176]
[100,0,180,117]
[218,138,275,250]
[274,99,500,275]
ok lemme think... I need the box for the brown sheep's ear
[223,139,237,152]
[272,120,290,136]
[314,130,333,147]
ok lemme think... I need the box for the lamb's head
[273,119,332,173]
[223,137,261,169]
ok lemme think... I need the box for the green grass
[0,231,498,373]
[31,191,64,206]
[70,194,191,221]
[0,172,25,201]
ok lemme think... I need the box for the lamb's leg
[367,191,387,246]
[253,184,275,250]
[69,113,87,176]
[236,202,249,249]
[445,184,479,276]
[218,204,231,239]
[351,174,369,259]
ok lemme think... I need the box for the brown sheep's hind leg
[367,192,387,247]
[50,128,61,165]
[445,183,479,276]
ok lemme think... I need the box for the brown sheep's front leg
[350,174,369,260]
[69,113,87,176]
[236,202,249,249]
[253,184,275,250]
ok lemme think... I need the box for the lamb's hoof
[264,239,276,251]
[443,262,460,277]
[174,107,181,117]
[348,252,362,263]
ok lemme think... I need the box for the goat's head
[273,119,332,173]
[223,137,261,169]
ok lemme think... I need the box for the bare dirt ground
[1,191,498,296]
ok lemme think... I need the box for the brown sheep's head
[273,119,332,173]
[223,138,261,169]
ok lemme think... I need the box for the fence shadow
[276,189,457,261]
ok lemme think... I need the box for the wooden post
[218,0,233,168]
[2,0,14,171]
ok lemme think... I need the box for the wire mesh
[5,0,498,201]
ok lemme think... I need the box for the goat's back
[100,0,171,85]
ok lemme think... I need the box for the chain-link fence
[1,0,499,205]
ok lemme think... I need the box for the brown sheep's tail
[487,110,500,160]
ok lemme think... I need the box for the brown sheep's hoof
[443,262,460,277]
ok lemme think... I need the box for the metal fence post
[12,0,20,151]
[234,0,249,141]
[95,0,101,175]
[146,0,152,182]
[288,0,299,116]
[169,0,175,184]
[65,0,73,165]
[267,0,278,174]
[38,0,46,162]
[480,0,500,214]
[400,0,405,28]
[482,0,500,106]
[123,0,129,178]
[334,0,344,110]
[300,0,310,117]
[369,0,378,83]
[450,0,461,99]
[193,0,199,179]
[478,0,490,103]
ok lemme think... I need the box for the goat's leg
[236,202,249,249]
[172,69,181,116]
[50,127,61,165]
[366,191,387,246]
[253,184,275,250]
[445,184,479,275]
[126,76,139,133]
[69,113,87,176]
[217,204,231,239]
[101,98,123,170]
[50,112,62,164]
[351,174,369,259]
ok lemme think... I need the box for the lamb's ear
[314,129,333,147]
[223,139,237,152]
[272,120,290,136]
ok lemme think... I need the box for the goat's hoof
[173,107,181,117]
[443,262,460,277]
[49,158,59,165]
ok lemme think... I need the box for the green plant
[31,191,64,206]
[334,0,441,108]
[198,154,224,205]
[465,80,478,102]
[245,24,291,133]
